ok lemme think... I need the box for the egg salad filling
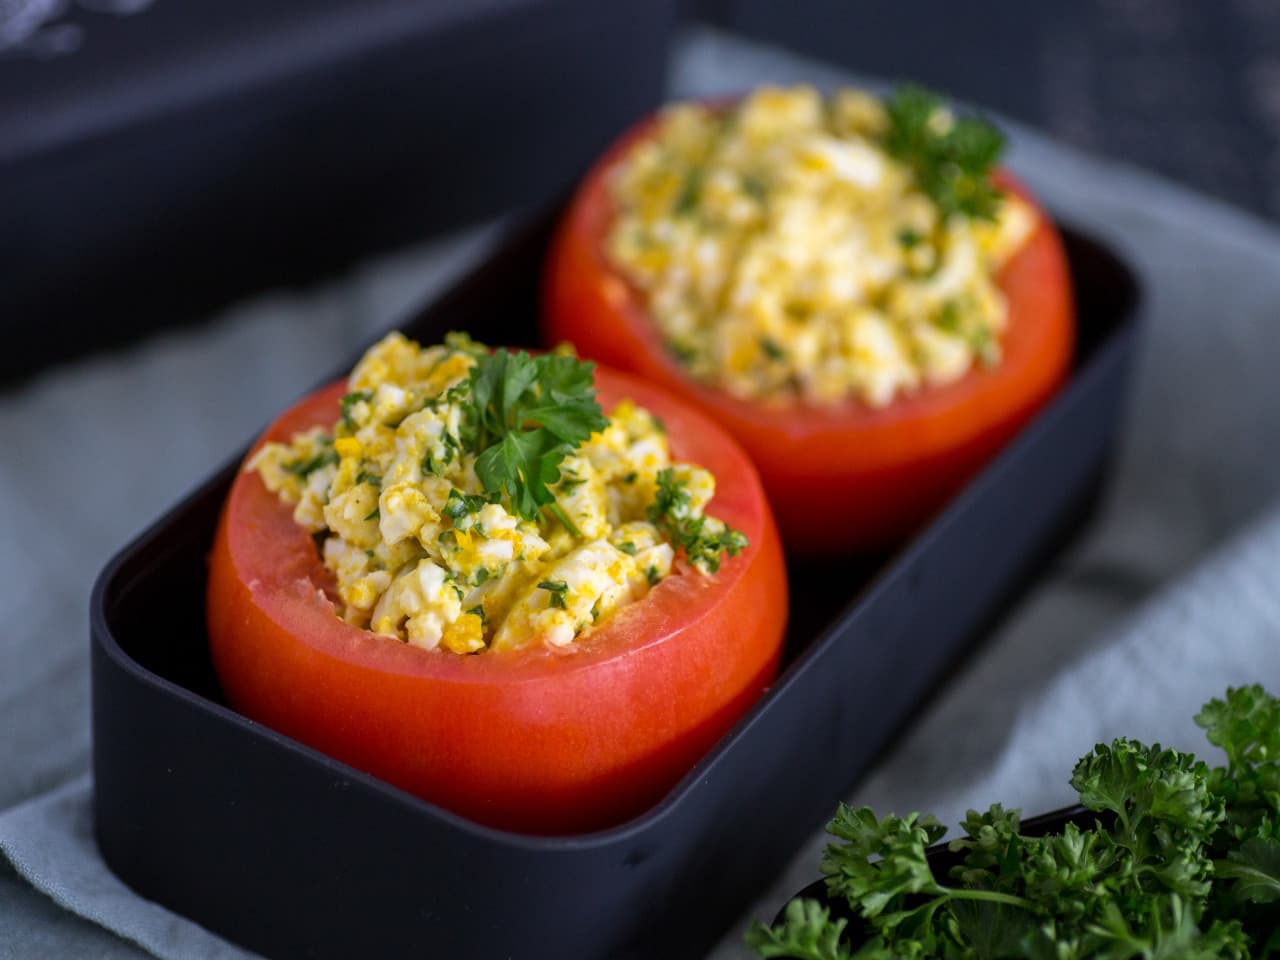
[605,85,1037,408]
[246,332,747,654]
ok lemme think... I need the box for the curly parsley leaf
[948,897,1038,960]
[464,349,608,525]
[751,688,1280,960]
[1071,739,1222,840]
[1198,685,1280,814]
[745,899,851,960]
[883,85,1005,221]
[1217,836,1280,906]
[822,807,948,918]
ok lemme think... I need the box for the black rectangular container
[90,211,1141,960]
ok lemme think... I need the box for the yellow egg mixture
[248,333,744,654]
[605,85,1036,407]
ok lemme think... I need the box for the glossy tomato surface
[542,112,1075,553]
[207,364,787,835]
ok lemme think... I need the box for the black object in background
[0,0,676,385]
[693,0,1280,223]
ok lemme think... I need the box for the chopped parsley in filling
[247,332,747,653]
[605,85,1037,408]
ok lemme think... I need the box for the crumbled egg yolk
[247,333,743,654]
[605,85,1036,408]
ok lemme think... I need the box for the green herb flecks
[760,336,786,362]
[897,226,924,248]
[647,468,748,573]
[537,580,569,610]
[741,173,769,204]
[936,299,962,333]
[674,168,705,216]
[421,431,459,477]
[284,445,339,478]
[339,390,373,431]
[558,471,587,493]
[443,488,490,522]
[667,340,699,367]
[883,85,1005,222]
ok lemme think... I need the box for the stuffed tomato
[207,333,786,834]
[543,86,1074,553]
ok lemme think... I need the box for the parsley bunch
[748,685,1280,959]
[883,86,1006,222]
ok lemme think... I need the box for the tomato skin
[541,112,1075,553]
[207,365,787,835]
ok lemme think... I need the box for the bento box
[90,204,1140,960]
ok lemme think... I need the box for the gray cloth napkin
[4,26,1280,960]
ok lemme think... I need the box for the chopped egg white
[605,85,1036,408]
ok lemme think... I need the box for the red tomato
[207,364,787,835]
[542,112,1075,553]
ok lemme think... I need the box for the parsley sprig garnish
[883,85,1006,222]
[463,348,609,535]
[749,685,1280,959]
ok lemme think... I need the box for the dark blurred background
[1,0,1272,384]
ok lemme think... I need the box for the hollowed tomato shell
[541,110,1075,553]
[207,363,787,835]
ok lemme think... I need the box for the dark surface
[90,205,1140,960]
[0,0,675,386]
[693,0,1280,221]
